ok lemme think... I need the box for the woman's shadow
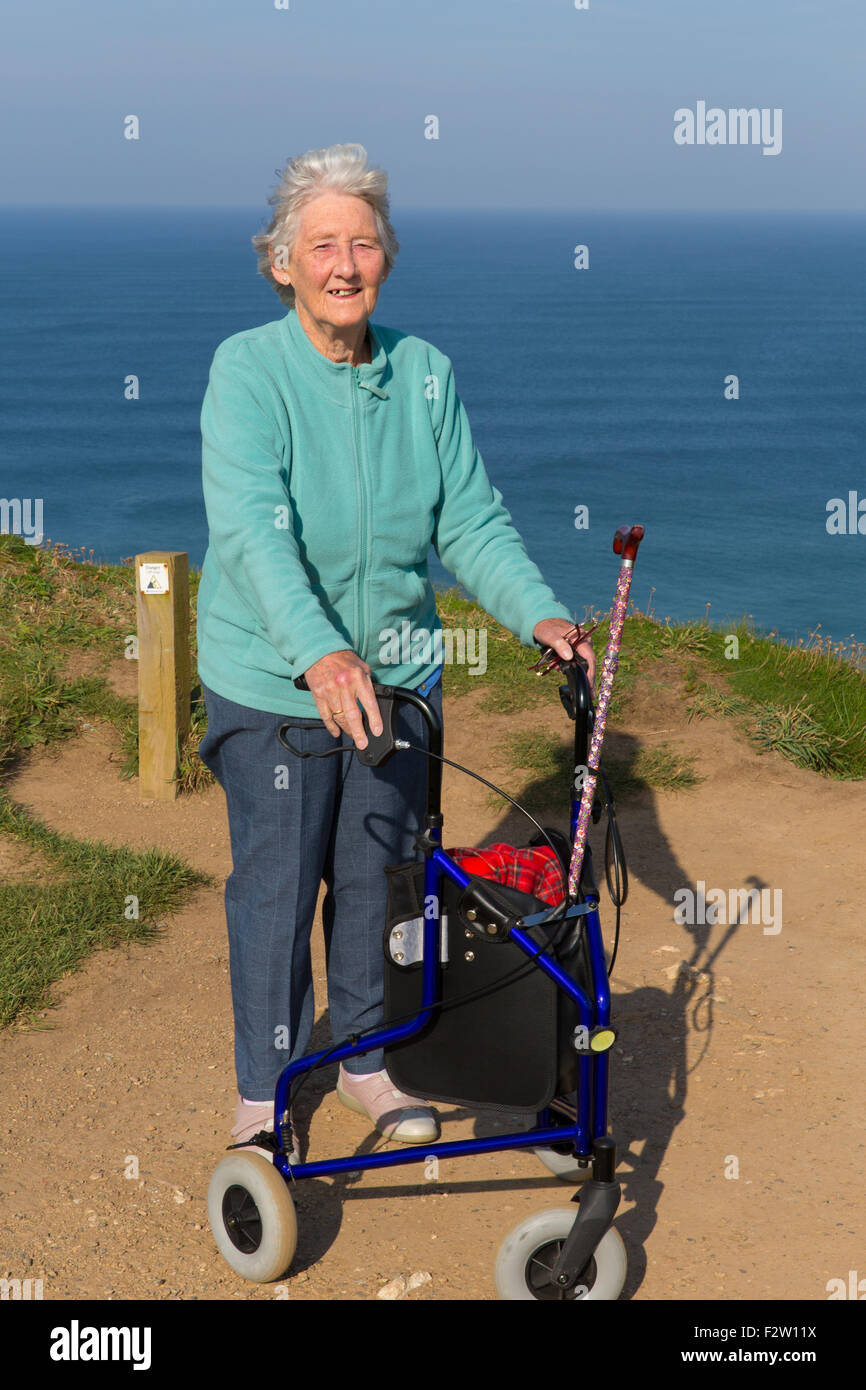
[443,725,747,1298]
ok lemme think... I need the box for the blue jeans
[197,676,443,1099]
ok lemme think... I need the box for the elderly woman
[196,143,594,1159]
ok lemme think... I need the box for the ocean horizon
[1,206,864,651]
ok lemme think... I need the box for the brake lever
[354,698,398,767]
[531,622,598,675]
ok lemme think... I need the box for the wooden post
[135,551,190,800]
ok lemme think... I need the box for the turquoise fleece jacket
[196,308,573,717]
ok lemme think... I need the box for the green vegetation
[0,795,210,1029]
[495,730,702,815]
[0,532,207,787]
[1,533,864,1027]
[671,615,866,778]
[0,534,213,1028]
[437,587,866,783]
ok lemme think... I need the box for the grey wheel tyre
[208,1152,297,1283]
[494,1206,627,1300]
[532,1146,594,1183]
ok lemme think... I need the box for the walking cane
[566,524,645,900]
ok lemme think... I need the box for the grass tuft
[492,730,703,815]
[0,790,214,1029]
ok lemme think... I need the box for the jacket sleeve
[200,341,349,677]
[429,353,574,648]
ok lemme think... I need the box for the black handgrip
[355,697,397,767]
[291,672,400,767]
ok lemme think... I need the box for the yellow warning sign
[139,562,170,595]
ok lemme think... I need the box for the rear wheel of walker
[208,1152,297,1283]
[494,1207,627,1300]
[533,1117,613,1183]
[532,1145,594,1183]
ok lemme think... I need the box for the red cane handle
[613,524,645,561]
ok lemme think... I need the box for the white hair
[251,143,400,307]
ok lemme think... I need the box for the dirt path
[1,669,863,1301]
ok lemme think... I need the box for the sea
[1,206,864,649]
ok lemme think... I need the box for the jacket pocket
[365,565,437,666]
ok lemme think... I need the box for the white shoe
[230,1093,299,1164]
[336,1066,440,1143]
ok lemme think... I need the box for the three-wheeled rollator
[207,524,644,1300]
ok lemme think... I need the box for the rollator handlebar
[291,672,444,812]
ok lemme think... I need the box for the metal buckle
[387,914,450,966]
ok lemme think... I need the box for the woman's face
[276,192,389,334]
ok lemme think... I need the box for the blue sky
[1,0,863,210]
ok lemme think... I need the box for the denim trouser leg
[197,677,442,1099]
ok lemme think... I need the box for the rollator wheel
[208,1152,297,1283]
[533,1120,613,1183]
[532,1146,594,1183]
[494,1207,627,1301]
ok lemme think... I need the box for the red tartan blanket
[446,842,566,908]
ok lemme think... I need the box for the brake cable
[274,738,626,1132]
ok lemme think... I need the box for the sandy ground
[1,658,864,1302]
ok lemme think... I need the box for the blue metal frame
[271,804,611,1185]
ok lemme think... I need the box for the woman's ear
[268,242,291,285]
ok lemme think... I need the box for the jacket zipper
[351,367,367,661]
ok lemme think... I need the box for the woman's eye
[312,241,376,251]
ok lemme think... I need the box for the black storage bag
[382,858,592,1113]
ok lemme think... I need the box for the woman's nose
[335,247,359,278]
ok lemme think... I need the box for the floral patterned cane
[567,524,645,900]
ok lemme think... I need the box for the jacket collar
[281,308,389,407]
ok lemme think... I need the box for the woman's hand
[303,649,383,749]
[532,617,596,689]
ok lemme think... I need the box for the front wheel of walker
[208,1152,297,1283]
[494,1207,627,1300]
